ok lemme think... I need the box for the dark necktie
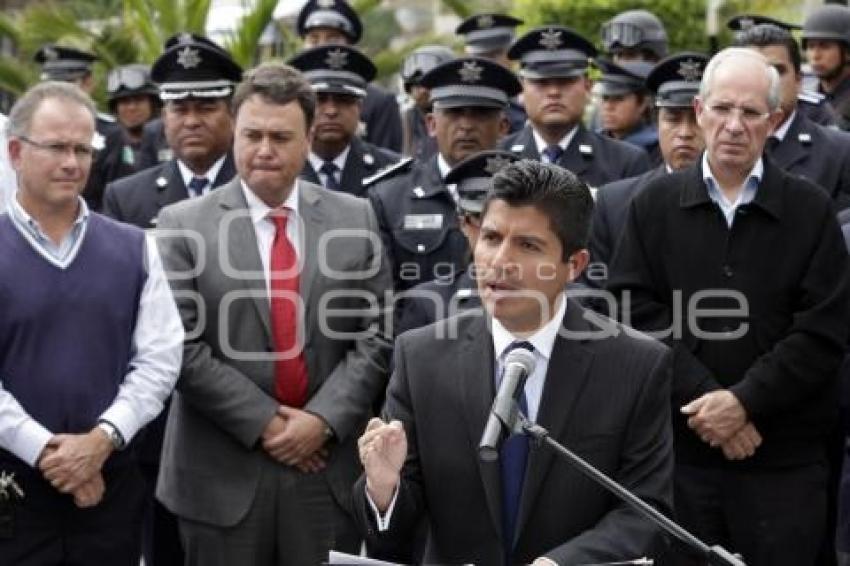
[542,145,564,164]
[320,162,341,191]
[499,340,534,555]
[187,176,208,198]
[268,210,309,408]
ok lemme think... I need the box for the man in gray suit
[155,62,393,565]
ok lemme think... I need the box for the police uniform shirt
[176,156,226,197]
[532,126,578,164]
[308,147,350,189]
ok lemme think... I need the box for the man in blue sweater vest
[0,81,183,564]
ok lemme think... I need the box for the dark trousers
[671,462,827,566]
[140,461,183,566]
[178,457,361,566]
[0,460,145,566]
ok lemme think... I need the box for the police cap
[593,58,653,97]
[420,57,522,110]
[151,33,243,101]
[297,0,362,44]
[289,45,375,98]
[727,14,801,32]
[508,26,597,79]
[645,52,708,108]
[456,13,524,55]
[445,150,520,214]
[34,44,96,82]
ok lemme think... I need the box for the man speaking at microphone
[354,160,674,565]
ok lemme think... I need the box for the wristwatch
[97,420,126,450]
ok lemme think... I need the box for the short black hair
[232,62,316,129]
[733,23,802,74]
[482,159,593,261]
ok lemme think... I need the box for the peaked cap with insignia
[456,13,524,55]
[288,44,375,98]
[645,52,708,108]
[420,57,521,110]
[508,26,597,79]
[297,0,363,44]
[445,150,520,214]
[593,58,654,96]
[34,44,96,82]
[152,33,243,101]
[727,14,800,32]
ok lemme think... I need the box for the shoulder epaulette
[798,90,825,105]
[362,157,415,188]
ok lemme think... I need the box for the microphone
[478,346,536,462]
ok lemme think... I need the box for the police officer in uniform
[501,26,651,188]
[456,13,527,133]
[735,23,850,210]
[802,4,850,131]
[289,45,399,197]
[590,52,707,289]
[367,57,520,291]
[399,45,456,160]
[394,150,519,335]
[601,10,668,64]
[103,33,241,229]
[728,13,839,129]
[34,44,122,211]
[594,58,660,164]
[297,0,403,153]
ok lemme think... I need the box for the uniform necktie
[187,176,209,198]
[499,340,534,555]
[320,162,341,191]
[268,210,309,408]
[542,145,564,164]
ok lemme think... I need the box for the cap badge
[484,155,512,175]
[539,29,563,50]
[477,14,495,29]
[325,48,348,70]
[678,59,702,82]
[459,60,484,83]
[177,46,201,69]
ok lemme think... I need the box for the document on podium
[327,551,402,565]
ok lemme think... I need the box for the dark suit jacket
[500,124,651,187]
[607,157,850,468]
[772,110,850,210]
[354,301,674,565]
[155,178,393,527]
[394,266,480,336]
[589,165,668,287]
[102,154,236,228]
[300,138,400,198]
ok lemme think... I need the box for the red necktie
[269,210,309,407]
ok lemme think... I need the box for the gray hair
[698,47,781,112]
[6,81,96,138]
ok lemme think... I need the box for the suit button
[722,265,734,278]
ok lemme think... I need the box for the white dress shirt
[308,146,350,189]
[701,153,763,228]
[0,196,184,466]
[240,180,302,297]
[533,126,579,163]
[177,155,227,197]
[0,114,17,215]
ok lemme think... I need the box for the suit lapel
[218,178,273,339]
[155,160,189,210]
[558,125,592,179]
[212,152,237,188]
[340,140,367,197]
[300,162,322,186]
[515,127,540,161]
[514,301,595,543]
[772,114,810,171]
[458,314,503,541]
[298,181,324,323]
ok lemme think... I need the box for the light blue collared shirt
[9,194,89,266]
[701,153,763,228]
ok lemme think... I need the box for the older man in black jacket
[609,47,850,566]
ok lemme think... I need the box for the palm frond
[122,0,164,61]
[223,0,278,68]
[0,58,37,97]
[184,0,213,33]
[0,13,21,45]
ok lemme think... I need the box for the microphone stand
[503,407,746,566]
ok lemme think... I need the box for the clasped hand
[262,406,329,473]
[682,390,761,460]
[38,429,113,507]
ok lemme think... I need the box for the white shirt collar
[308,145,351,176]
[240,180,300,226]
[491,292,566,362]
[772,109,796,142]
[532,126,578,156]
[177,155,227,192]
[437,153,452,180]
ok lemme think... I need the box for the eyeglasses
[705,103,771,124]
[18,135,95,160]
